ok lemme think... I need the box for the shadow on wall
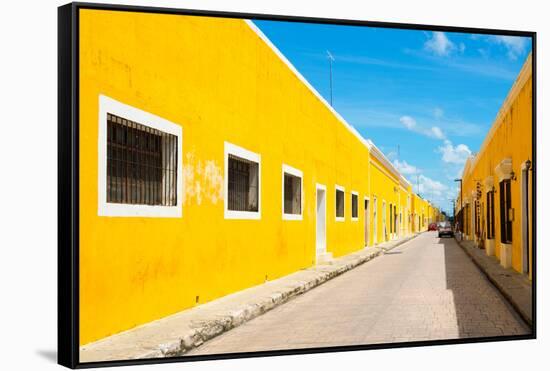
[440,237,531,338]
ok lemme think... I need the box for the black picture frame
[58,2,536,368]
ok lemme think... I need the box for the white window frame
[97,95,183,218]
[282,164,303,221]
[351,191,359,221]
[335,184,345,222]
[224,141,261,220]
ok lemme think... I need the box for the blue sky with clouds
[254,20,531,214]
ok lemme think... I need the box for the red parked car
[428,222,438,231]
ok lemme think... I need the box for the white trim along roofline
[244,20,371,152]
[368,140,411,189]
[464,53,532,179]
[244,20,411,191]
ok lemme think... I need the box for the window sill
[283,213,303,221]
[98,203,182,218]
[224,210,261,220]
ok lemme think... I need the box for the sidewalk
[80,233,420,362]
[456,238,532,327]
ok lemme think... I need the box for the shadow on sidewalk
[439,236,531,339]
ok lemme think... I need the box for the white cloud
[429,126,446,140]
[399,115,417,129]
[424,32,455,56]
[400,115,446,140]
[438,140,472,164]
[418,175,448,197]
[433,107,444,120]
[393,159,419,175]
[490,35,528,60]
[459,42,466,53]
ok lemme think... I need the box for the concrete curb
[81,234,420,361]
[455,238,532,327]
[141,250,386,358]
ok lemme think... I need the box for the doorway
[316,185,327,258]
[364,198,370,247]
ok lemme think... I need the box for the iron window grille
[106,113,177,206]
[283,173,301,215]
[336,189,345,218]
[351,194,358,219]
[227,154,259,212]
[499,179,513,243]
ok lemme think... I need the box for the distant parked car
[428,223,438,231]
[437,221,453,238]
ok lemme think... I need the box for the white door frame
[315,183,327,259]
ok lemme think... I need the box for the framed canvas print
[58,2,536,368]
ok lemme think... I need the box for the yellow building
[456,53,532,278]
[79,9,432,345]
[411,193,430,232]
[367,144,413,245]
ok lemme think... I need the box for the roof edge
[243,20,373,153]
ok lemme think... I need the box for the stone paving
[188,232,531,355]
[80,234,417,362]
[457,239,533,326]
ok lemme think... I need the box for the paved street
[188,232,530,355]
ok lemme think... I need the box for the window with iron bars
[486,190,495,239]
[227,154,259,212]
[336,189,345,218]
[351,193,358,219]
[283,172,301,215]
[500,179,512,243]
[106,113,177,206]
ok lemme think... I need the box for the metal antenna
[327,50,335,106]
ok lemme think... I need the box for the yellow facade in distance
[79,9,435,345]
[457,53,532,278]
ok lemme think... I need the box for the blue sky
[254,20,532,214]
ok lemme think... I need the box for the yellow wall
[79,9,426,345]
[398,186,410,236]
[459,53,532,276]
[368,156,402,244]
[411,194,431,232]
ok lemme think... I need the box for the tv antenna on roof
[327,50,335,106]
